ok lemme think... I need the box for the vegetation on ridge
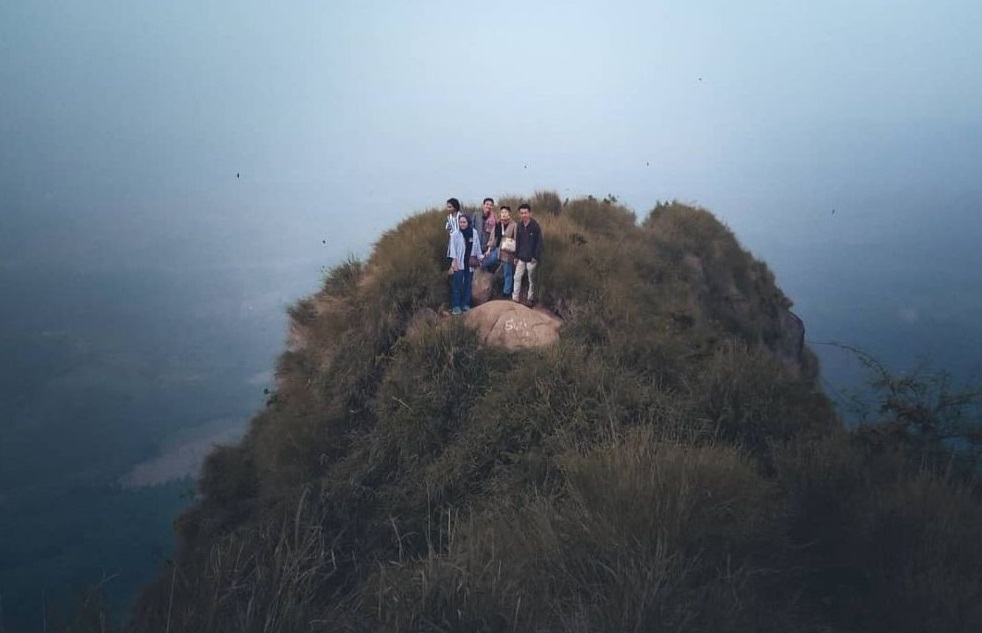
[99,194,982,633]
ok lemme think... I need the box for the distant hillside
[123,194,982,633]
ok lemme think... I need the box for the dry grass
[108,194,982,633]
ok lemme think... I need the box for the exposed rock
[464,300,562,350]
[774,308,806,374]
[681,251,807,375]
[470,269,495,306]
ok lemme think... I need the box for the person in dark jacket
[512,203,543,305]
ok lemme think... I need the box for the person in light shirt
[447,214,482,315]
[496,206,517,297]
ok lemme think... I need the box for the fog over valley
[1,0,980,628]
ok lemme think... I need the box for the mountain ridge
[122,193,982,633]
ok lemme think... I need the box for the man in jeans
[497,206,517,296]
[471,197,496,260]
[512,203,543,306]
[481,202,503,271]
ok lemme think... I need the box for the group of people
[445,197,544,315]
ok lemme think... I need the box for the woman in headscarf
[447,214,482,315]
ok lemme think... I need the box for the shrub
[564,196,637,238]
[127,195,982,633]
[198,444,259,506]
[531,189,563,216]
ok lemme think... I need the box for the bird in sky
[236,172,240,179]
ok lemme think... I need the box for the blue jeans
[451,267,474,309]
[481,248,499,270]
[501,260,514,297]
[462,266,473,308]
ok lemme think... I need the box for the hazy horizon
[2,0,980,627]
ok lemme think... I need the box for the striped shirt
[445,212,462,235]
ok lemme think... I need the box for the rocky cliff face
[681,251,812,378]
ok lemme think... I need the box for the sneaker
[463,306,471,312]
[451,307,462,315]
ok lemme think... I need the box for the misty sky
[4,1,980,237]
[0,0,980,397]
[1,0,981,623]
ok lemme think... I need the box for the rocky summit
[125,193,982,633]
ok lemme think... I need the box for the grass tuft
[117,194,982,633]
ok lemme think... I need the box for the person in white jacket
[445,197,463,261]
[447,214,482,315]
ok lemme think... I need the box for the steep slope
[128,195,982,633]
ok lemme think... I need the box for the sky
[3,0,980,364]
[4,1,980,229]
[0,0,981,624]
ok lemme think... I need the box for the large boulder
[464,300,562,350]
[470,268,495,306]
